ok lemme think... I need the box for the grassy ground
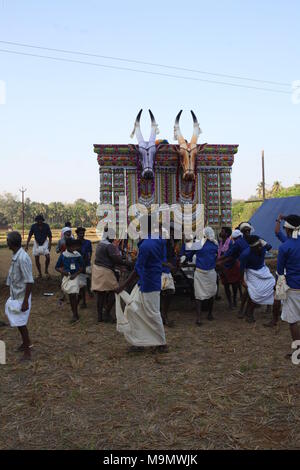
[0,247,300,450]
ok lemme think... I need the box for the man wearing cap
[277,214,300,356]
[25,215,52,278]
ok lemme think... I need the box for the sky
[0,0,299,203]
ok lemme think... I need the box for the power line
[0,48,291,95]
[0,39,291,88]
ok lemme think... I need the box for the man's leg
[290,322,300,342]
[238,288,248,318]
[161,293,174,327]
[264,299,281,327]
[224,284,232,309]
[232,283,239,307]
[245,298,256,323]
[45,254,50,275]
[207,296,214,321]
[17,326,31,360]
[35,256,42,278]
[69,294,79,322]
[96,291,105,322]
[104,291,115,322]
[79,287,87,308]
[196,299,202,325]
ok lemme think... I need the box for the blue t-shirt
[277,237,300,289]
[135,238,164,292]
[195,240,218,271]
[224,236,249,260]
[55,251,83,274]
[79,239,92,267]
[276,230,287,244]
[29,222,52,246]
[179,242,194,263]
[239,246,269,271]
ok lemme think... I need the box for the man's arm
[277,245,287,276]
[21,283,33,312]
[25,226,34,251]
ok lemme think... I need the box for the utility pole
[262,150,266,201]
[19,187,27,239]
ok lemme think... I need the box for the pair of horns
[130,109,159,144]
[174,110,202,145]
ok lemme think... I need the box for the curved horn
[130,109,144,143]
[174,110,185,144]
[190,110,202,145]
[148,109,159,142]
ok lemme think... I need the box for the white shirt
[6,248,34,300]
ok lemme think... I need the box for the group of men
[1,212,300,360]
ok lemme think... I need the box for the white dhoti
[194,268,217,300]
[32,240,49,256]
[5,295,32,327]
[61,275,80,295]
[244,266,275,305]
[115,284,166,347]
[281,289,300,324]
[161,272,175,294]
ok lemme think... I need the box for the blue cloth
[195,240,218,271]
[276,230,287,244]
[79,239,92,267]
[55,252,83,274]
[179,242,194,262]
[277,237,300,289]
[135,238,164,292]
[224,236,249,260]
[239,246,269,271]
[29,223,52,245]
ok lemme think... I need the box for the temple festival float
[94,109,239,241]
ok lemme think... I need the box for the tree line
[0,193,98,229]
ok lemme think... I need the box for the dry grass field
[1,247,300,450]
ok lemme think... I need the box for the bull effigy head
[131,109,159,180]
[174,110,205,181]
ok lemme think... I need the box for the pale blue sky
[0,0,299,203]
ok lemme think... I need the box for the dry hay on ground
[0,248,300,450]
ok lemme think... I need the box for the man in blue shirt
[193,227,218,325]
[26,214,52,278]
[116,215,167,353]
[277,214,300,354]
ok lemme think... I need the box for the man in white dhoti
[239,235,275,323]
[5,231,34,361]
[277,215,300,357]
[26,214,52,278]
[193,227,218,325]
[115,218,168,353]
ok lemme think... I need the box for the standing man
[26,215,52,278]
[5,231,34,361]
[115,215,168,353]
[277,215,300,357]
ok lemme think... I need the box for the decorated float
[94,110,238,232]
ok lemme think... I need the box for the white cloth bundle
[5,295,32,327]
[275,274,289,300]
[32,240,49,256]
[194,268,217,300]
[281,289,300,324]
[61,275,80,295]
[244,266,275,305]
[115,285,166,347]
[161,272,175,292]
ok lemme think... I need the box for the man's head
[35,214,45,226]
[239,222,253,238]
[284,214,300,238]
[66,238,80,253]
[65,221,72,228]
[102,228,116,243]
[76,227,86,240]
[220,226,232,241]
[7,231,22,251]
[61,227,72,240]
[248,235,262,254]
[231,229,243,241]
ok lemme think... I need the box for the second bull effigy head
[174,110,205,181]
[131,109,159,180]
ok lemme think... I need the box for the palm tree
[271,181,283,195]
